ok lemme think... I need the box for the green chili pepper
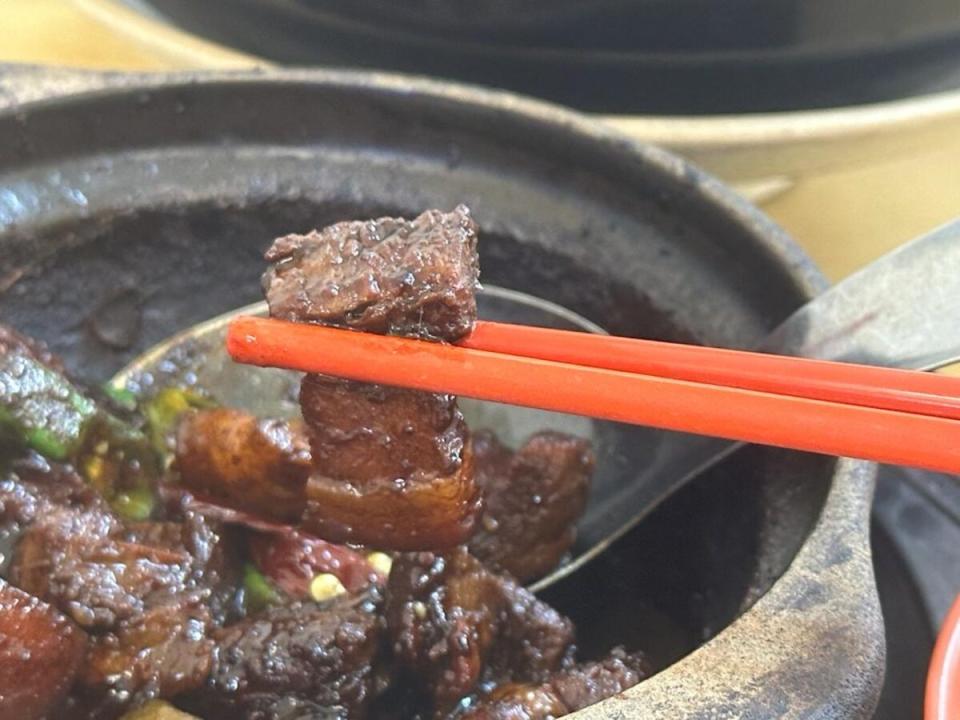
[111,487,156,522]
[0,348,97,461]
[101,384,138,413]
[76,414,159,521]
[243,563,281,613]
[0,336,168,520]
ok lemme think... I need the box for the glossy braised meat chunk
[263,205,480,342]
[126,513,243,626]
[262,207,483,551]
[458,648,650,720]
[300,376,479,549]
[468,431,593,583]
[11,506,236,631]
[0,453,107,537]
[0,579,87,720]
[8,494,239,717]
[12,505,125,628]
[302,379,467,488]
[0,457,223,717]
[385,548,574,717]
[184,598,382,720]
[175,408,311,524]
[76,598,214,720]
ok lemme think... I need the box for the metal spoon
[110,219,960,592]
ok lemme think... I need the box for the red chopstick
[227,316,960,475]
[463,321,960,420]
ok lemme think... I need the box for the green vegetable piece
[243,563,280,613]
[111,487,156,521]
[77,414,161,521]
[145,387,216,454]
[0,332,164,519]
[0,344,98,460]
[23,425,70,459]
[101,384,138,413]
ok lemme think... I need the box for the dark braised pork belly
[263,206,482,551]
[262,205,480,342]
[300,376,479,550]
[0,453,106,535]
[459,648,651,720]
[385,547,574,717]
[78,596,215,718]
[182,598,382,720]
[0,207,648,720]
[0,578,87,720]
[6,462,239,718]
[175,408,311,524]
[468,431,593,583]
[10,502,238,633]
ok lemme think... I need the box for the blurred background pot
[55,0,960,281]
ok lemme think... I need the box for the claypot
[0,67,883,718]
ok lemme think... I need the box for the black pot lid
[130,0,960,113]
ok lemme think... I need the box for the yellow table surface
[3,0,256,70]
[5,0,175,70]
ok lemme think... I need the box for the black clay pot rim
[0,65,882,719]
[0,64,827,299]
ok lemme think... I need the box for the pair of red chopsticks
[227,316,960,474]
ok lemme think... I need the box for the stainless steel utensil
[560,217,960,590]
[110,218,960,591]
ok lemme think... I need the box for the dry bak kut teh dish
[0,206,650,720]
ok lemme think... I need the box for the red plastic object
[463,321,960,420]
[927,592,960,720]
[227,316,960,475]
